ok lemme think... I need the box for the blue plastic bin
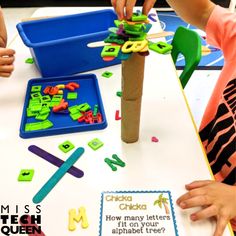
[17,9,120,77]
[20,73,107,138]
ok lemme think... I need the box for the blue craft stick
[33,147,84,204]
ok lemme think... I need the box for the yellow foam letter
[68,207,89,231]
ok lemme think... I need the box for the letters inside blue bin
[17,10,121,77]
[20,74,107,138]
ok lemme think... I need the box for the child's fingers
[185,180,213,190]
[111,0,117,9]
[142,0,156,15]
[116,0,127,19]
[0,72,11,78]
[125,0,136,19]
[0,48,15,57]
[178,195,211,209]
[214,217,228,236]
[190,205,218,221]
[0,64,14,73]
[176,188,206,205]
[0,55,15,65]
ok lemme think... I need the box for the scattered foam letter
[68,207,89,231]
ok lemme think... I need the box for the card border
[99,190,179,236]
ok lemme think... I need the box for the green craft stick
[33,148,84,204]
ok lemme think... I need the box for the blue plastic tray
[20,74,107,138]
[17,9,120,77]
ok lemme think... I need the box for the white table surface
[0,7,232,236]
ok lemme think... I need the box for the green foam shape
[35,113,49,121]
[104,154,126,171]
[25,58,34,64]
[30,103,42,112]
[131,13,147,22]
[67,92,77,100]
[59,140,75,153]
[41,120,53,129]
[77,103,91,112]
[116,91,122,97]
[88,138,104,151]
[101,45,120,57]
[41,95,51,102]
[18,169,35,181]
[70,112,83,120]
[51,95,63,102]
[149,42,173,54]
[102,71,113,78]
[31,92,42,100]
[31,85,41,93]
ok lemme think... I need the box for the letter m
[68,207,89,231]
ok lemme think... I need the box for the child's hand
[177,180,236,236]
[0,47,15,78]
[111,0,156,20]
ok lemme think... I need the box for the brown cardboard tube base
[121,53,145,143]
[121,97,142,143]
[122,53,145,100]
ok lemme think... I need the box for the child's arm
[0,7,15,78]
[177,180,236,236]
[0,7,7,47]
[166,0,215,31]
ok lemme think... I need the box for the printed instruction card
[99,191,178,235]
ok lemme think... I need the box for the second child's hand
[111,0,157,20]
[0,47,15,78]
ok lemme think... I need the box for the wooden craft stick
[146,31,174,39]
[121,53,145,143]
[87,31,174,48]
[21,16,58,22]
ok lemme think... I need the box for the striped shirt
[199,5,236,231]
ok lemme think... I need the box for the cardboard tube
[121,53,145,143]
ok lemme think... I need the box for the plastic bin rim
[27,73,97,82]
[17,29,109,47]
[16,9,117,47]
